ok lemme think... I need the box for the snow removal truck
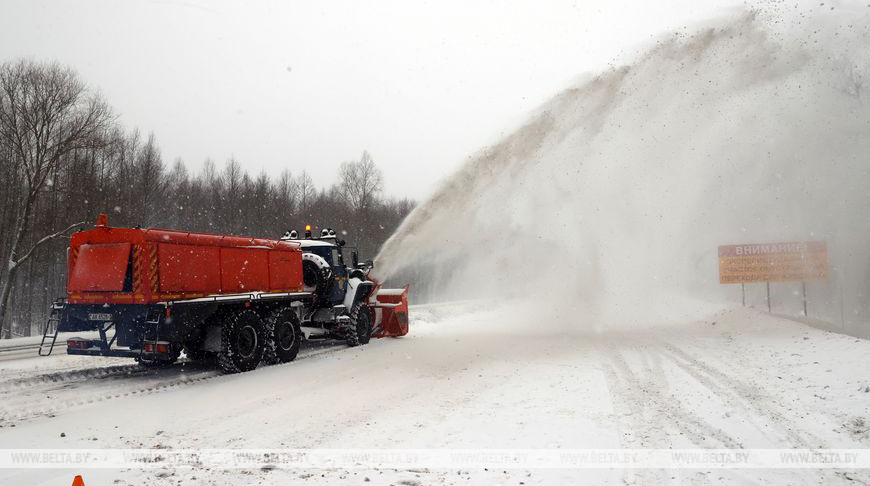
[39,214,409,373]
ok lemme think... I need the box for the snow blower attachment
[369,283,410,337]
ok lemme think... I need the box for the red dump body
[67,224,304,305]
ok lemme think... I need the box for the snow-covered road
[1,302,869,485]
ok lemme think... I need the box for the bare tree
[274,168,297,228]
[0,59,112,337]
[222,157,244,233]
[339,150,383,213]
[296,170,315,217]
[166,157,190,227]
[134,132,166,225]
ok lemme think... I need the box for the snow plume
[375,6,870,329]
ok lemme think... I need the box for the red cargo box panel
[158,243,221,293]
[68,243,132,292]
[268,251,303,291]
[220,247,269,293]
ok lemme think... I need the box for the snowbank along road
[1,301,869,485]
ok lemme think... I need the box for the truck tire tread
[218,309,266,373]
[263,307,302,364]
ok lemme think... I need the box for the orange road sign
[718,241,828,284]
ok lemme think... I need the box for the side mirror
[365,259,374,269]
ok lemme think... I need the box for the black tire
[347,303,372,347]
[218,309,266,373]
[263,307,301,364]
[302,253,333,301]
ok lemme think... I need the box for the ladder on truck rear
[38,299,66,356]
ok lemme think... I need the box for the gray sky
[0,0,740,199]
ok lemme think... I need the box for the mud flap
[370,285,409,337]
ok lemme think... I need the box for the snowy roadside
[0,302,869,485]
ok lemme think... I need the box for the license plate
[88,313,113,321]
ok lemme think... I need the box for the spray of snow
[374,5,870,329]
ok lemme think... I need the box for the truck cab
[296,238,348,305]
[280,227,376,343]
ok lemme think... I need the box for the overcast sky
[0,0,740,199]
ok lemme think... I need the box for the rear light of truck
[143,341,171,354]
[67,338,93,349]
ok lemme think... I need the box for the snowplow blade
[370,285,409,337]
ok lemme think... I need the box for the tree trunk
[0,190,36,338]
[0,269,16,339]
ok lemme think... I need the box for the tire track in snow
[0,343,346,424]
[658,341,826,448]
[597,345,672,486]
[0,363,146,389]
[597,341,742,449]
[656,341,870,485]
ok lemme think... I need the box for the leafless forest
[0,59,414,338]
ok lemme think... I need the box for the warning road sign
[718,241,828,284]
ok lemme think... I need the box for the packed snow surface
[1,302,870,484]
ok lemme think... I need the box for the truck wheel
[356,304,373,345]
[263,307,301,364]
[347,303,372,347]
[218,309,266,373]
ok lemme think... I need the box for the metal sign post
[840,266,846,329]
[802,281,807,316]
